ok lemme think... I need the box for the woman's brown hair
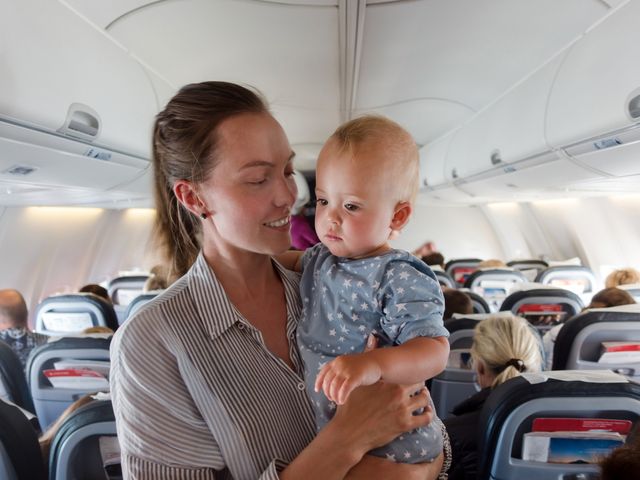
[152,81,269,279]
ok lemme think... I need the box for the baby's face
[314,141,398,259]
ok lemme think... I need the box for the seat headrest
[35,293,118,335]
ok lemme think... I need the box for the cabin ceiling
[1,0,632,207]
[64,0,616,166]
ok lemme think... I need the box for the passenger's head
[443,288,473,319]
[422,252,445,269]
[0,289,28,329]
[314,115,419,258]
[471,314,542,388]
[477,259,506,269]
[605,268,640,288]
[82,326,114,335]
[586,287,635,310]
[600,433,640,480]
[144,265,169,292]
[79,284,111,303]
[153,81,296,277]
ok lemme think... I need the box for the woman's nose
[275,175,297,209]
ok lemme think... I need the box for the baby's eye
[248,179,267,185]
[344,203,359,211]
[316,198,328,206]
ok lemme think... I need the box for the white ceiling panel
[357,0,609,116]
[355,97,472,146]
[105,0,340,146]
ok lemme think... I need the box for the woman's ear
[173,180,206,217]
[390,201,412,230]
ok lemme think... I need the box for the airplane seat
[0,398,47,480]
[535,266,597,302]
[26,336,111,430]
[552,304,640,377]
[464,269,527,312]
[458,289,491,314]
[0,341,36,413]
[506,259,549,282]
[476,371,640,480]
[433,313,508,419]
[618,283,640,302]
[123,290,162,323]
[48,398,118,480]
[108,275,149,324]
[35,293,118,336]
[444,258,482,287]
[500,286,584,334]
[433,270,456,289]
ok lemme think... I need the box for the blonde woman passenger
[279,115,450,469]
[444,314,542,480]
[110,82,443,480]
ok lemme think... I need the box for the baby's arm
[316,336,449,405]
[274,250,304,272]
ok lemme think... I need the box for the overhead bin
[546,0,640,176]
[0,0,157,170]
[419,133,454,189]
[444,55,565,181]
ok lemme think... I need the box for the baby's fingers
[336,378,357,405]
[315,363,331,392]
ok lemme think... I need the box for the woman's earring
[200,212,207,220]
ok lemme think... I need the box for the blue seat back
[0,398,46,480]
[0,341,35,413]
[26,336,111,430]
[49,399,118,480]
[464,269,527,312]
[445,258,482,287]
[35,293,118,335]
[477,373,640,480]
[552,304,640,376]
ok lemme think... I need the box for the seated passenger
[413,241,438,258]
[477,259,506,269]
[143,265,170,292]
[605,268,640,288]
[443,288,473,320]
[444,314,542,480]
[542,287,636,369]
[0,289,48,370]
[79,284,112,304]
[422,252,446,270]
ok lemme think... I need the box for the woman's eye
[316,198,328,206]
[248,179,267,185]
[344,203,359,211]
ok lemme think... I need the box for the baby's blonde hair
[329,115,420,204]
[605,268,640,288]
[471,314,542,388]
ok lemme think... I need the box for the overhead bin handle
[57,103,101,142]
[628,88,640,120]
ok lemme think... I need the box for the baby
[280,115,449,465]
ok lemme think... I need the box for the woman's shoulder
[113,275,192,346]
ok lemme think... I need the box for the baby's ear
[390,201,412,230]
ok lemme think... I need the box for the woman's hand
[345,453,444,480]
[329,380,434,456]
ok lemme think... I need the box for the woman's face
[199,113,297,256]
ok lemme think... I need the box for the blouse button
[297,382,306,391]
[237,323,245,330]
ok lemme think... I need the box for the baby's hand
[315,353,382,405]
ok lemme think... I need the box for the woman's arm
[280,381,435,480]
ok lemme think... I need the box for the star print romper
[297,244,449,464]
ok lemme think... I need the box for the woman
[110,81,444,479]
[444,314,542,480]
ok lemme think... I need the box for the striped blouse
[110,252,316,479]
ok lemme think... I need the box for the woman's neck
[202,243,278,298]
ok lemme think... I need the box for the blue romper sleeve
[376,257,449,345]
